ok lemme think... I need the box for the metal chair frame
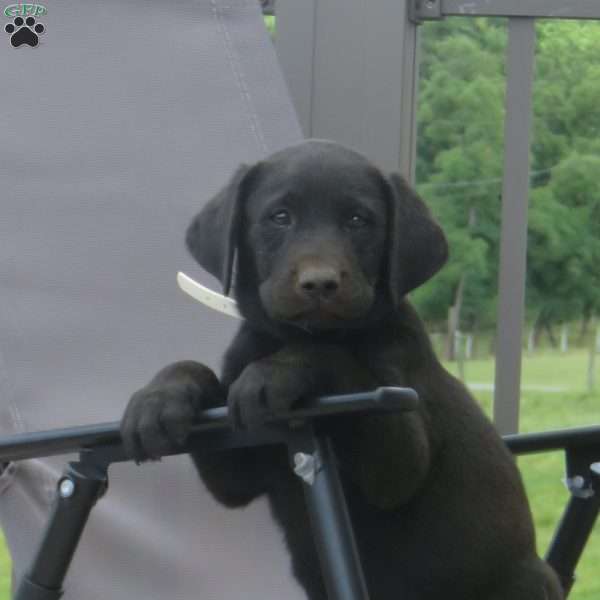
[1,388,598,600]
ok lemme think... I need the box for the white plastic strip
[177,272,242,319]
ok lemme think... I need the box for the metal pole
[292,434,370,600]
[15,460,108,600]
[503,425,600,455]
[439,0,600,20]
[493,17,536,435]
[545,463,600,596]
[0,388,418,463]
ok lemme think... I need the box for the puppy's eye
[270,209,292,227]
[346,214,369,229]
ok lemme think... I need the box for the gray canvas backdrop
[0,1,305,598]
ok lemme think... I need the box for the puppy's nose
[297,266,340,299]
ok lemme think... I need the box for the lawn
[1,350,598,599]
[0,531,9,598]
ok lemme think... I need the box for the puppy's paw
[227,361,309,429]
[120,364,222,462]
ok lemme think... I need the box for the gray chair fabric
[0,1,305,598]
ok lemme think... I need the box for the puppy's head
[186,140,447,332]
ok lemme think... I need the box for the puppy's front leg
[226,342,432,513]
[227,343,375,430]
[341,340,434,511]
[193,344,373,508]
[341,410,431,510]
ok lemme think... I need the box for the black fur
[121,140,563,599]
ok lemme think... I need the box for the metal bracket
[293,451,322,486]
[563,475,595,499]
[410,0,443,24]
[15,459,109,600]
[564,449,599,498]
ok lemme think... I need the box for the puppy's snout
[296,266,341,300]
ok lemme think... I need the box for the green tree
[528,22,600,341]
[415,17,600,356]
[528,155,600,328]
[415,19,506,356]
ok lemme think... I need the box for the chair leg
[14,458,108,600]
[289,432,370,600]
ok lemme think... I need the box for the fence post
[587,320,598,393]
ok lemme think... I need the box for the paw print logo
[4,16,45,47]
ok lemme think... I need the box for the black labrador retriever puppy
[121,140,563,600]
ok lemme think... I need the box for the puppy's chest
[354,342,412,386]
[232,337,410,385]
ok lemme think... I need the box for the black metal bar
[0,387,417,463]
[5,393,596,465]
[546,491,600,596]
[290,432,370,600]
[0,422,120,464]
[503,425,600,455]
[14,459,108,600]
[542,449,600,597]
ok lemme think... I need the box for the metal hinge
[563,475,595,499]
[410,0,443,24]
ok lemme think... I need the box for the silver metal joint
[59,478,75,498]
[563,475,594,499]
[293,452,320,486]
[410,0,443,23]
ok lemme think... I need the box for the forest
[412,18,600,366]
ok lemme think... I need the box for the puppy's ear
[186,164,253,295]
[386,173,448,302]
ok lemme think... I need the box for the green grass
[0,531,10,597]
[1,350,598,599]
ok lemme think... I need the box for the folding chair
[1,387,421,600]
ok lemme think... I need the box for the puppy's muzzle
[296,265,343,301]
[260,251,374,325]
